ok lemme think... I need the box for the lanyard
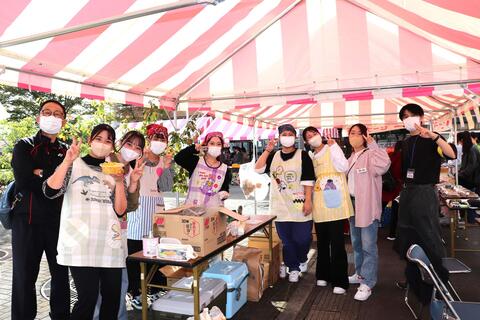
[409,136,420,168]
[347,148,368,177]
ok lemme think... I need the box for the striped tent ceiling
[1,0,479,131]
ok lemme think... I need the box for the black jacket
[11,131,68,225]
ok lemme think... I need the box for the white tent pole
[453,111,459,186]
[0,0,216,48]
[253,119,258,216]
[180,79,480,104]
[178,0,303,99]
[174,109,181,206]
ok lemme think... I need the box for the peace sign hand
[326,136,336,146]
[265,138,277,153]
[65,137,81,165]
[362,133,374,144]
[130,157,145,184]
[415,124,436,139]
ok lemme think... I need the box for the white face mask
[120,147,140,162]
[308,134,322,148]
[90,141,112,158]
[39,115,63,135]
[207,146,222,158]
[403,116,420,132]
[280,136,295,148]
[150,141,167,155]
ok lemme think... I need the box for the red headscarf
[146,124,168,141]
[203,131,224,145]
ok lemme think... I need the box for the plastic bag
[239,161,270,200]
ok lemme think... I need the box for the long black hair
[458,131,473,155]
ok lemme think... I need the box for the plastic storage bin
[202,261,249,319]
[151,276,226,320]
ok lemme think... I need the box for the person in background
[127,124,173,309]
[382,141,403,241]
[302,127,352,294]
[347,124,390,301]
[395,103,456,303]
[11,100,70,320]
[93,130,145,320]
[174,132,232,206]
[457,131,480,223]
[232,146,243,164]
[44,124,128,320]
[241,147,250,163]
[471,132,480,153]
[255,124,315,283]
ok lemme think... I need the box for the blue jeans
[349,216,378,289]
[93,268,128,320]
[275,220,313,271]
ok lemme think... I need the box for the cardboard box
[153,206,246,256]
[159,266,192,287]
[247,238,281,286]
[159,261,209,287]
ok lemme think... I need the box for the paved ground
[0,186,268,319]
[1,186,479,319]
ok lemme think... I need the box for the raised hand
[415,124,436,139]
[65,137,81,164]
[129,157,145,184]
[164,153,173,168]
[326,136,336,146]
[265,138,277,152]
[363,133,374,144]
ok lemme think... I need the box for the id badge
[357,168,367,174]
[407,169,415,179]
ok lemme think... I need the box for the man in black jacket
[11,100,70,320]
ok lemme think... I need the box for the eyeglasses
[41,110,64,119]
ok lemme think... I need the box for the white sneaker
[316,280,327,287]
[354,284,372,301]
[299,261,308,273]
[333,287,346,295]
[348,273,363,284]
[289,270,300,282]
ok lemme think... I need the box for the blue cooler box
[202,261,249,319]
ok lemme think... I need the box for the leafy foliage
[0,84,95,121]
[0,117,38,186]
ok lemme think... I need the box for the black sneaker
[395,281,407,290]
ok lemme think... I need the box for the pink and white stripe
[0,0,479,131]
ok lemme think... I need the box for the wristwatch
[433,134,440,142]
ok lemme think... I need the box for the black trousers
[126,239,165,296]
[314,219,349,289]
[11,214,70,320]
[396,184,448,304]
[70,266,122,320]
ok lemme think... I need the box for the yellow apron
[312,148,353,223]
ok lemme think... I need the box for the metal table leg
[140,262,148,320]
[193,265,200,320]
[450,214,455,257]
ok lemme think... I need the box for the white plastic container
[151,276,226,317]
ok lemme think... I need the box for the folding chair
[406,244,480,320]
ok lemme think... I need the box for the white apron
[57,158,126,268]
[185,157,227,206]
[270,150,311,222]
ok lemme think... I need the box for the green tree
[0,84,96,121]
[0,117,37,186]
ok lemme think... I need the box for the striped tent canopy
[1,0,479,132]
